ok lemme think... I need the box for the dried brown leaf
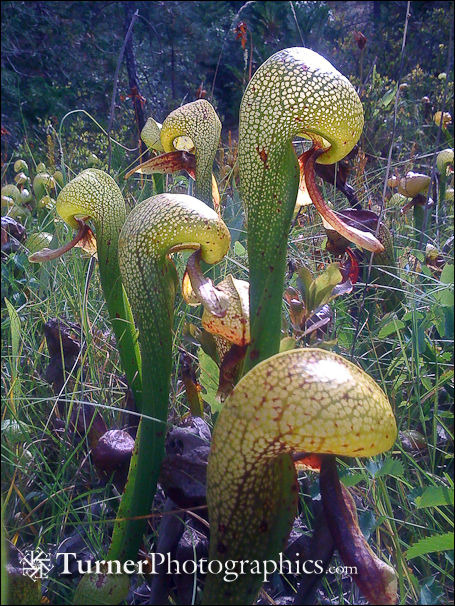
[320,456,398,605]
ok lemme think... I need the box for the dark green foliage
[3,1,451,148]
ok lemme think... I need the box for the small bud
[436,148,454,174]
[433,111,452,128]
[398,172,431,198]
[53,170,64,187]
[1,184,21,203]
[14,159,28,174]
[14,172,28,186]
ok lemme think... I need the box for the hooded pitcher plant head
[28,168,143,412]
[29,168,126,263]
[203,347,397,604]
[129,100,222,209]
[238,47,383,368]
[116,192,231,377]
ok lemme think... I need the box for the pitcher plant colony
[29,47,401,605]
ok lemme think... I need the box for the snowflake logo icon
[20,548,53,581]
